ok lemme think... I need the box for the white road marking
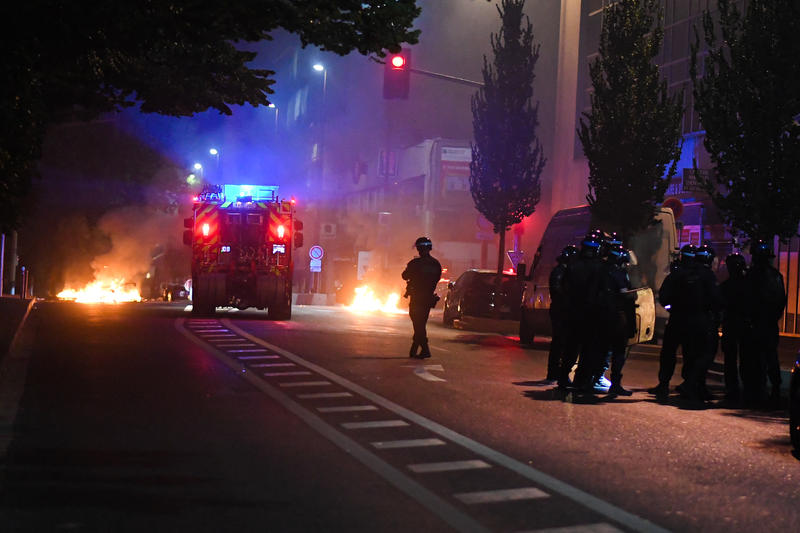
[341,420,409,429]
[278,381,332,388]
[193,329,229,332]
[213,318,670,533]
[237,355,279,360]
[317,405,378,413]
[228,348,268,353]
[264,371,312,377]
[454,487,549,504]
[255,363,296,368]
[414,364,446,382]
[408,460,491,473]
[297,392,353,399]
[371,438,446,449]
[215,343,254,347]
[517,523,623,533]
[201,334,237,338]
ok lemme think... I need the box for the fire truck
[183,184,303,318]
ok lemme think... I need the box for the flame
[347,285,406,314]
[57,279,141,304]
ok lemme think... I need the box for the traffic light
[294,220,304,248]
[383,49,411,99]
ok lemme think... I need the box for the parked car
[442,270,522,326]
[791,354,800,450]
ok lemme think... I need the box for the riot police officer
[649,244,697,401]
[720,253,748,402]
[692,243,720,401]
[742,239,786,407]
[605,244,635,396]
[560,231,607,391]
[547,245,578,382]
[402,237,443,359]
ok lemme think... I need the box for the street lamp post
[312,63,327,191]
[268,103,278,135]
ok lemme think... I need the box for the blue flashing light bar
[223,184,279,202]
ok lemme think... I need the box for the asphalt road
[0,301,798,532]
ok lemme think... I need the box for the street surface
[0,301,798,532]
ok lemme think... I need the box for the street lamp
[209,147,220,175]
[268,103,278,134]
[312,63,327,190]
[192,162,203,180]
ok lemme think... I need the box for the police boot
[647,382,669,402]
[608,376,633,397]
[409,342,419,358]
[418,339,431,359]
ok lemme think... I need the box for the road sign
[309,258,322,273]
[309,245,324,261]
[507,250,525,269]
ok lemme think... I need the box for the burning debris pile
[347,285,407,314]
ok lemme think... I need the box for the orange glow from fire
[57,279,141,304]
[347,286,406,314]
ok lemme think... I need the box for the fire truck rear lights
[202,223,210,237]
[221,246,231,253]
[277,225,286,239]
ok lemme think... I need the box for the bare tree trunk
[494,230,506,319]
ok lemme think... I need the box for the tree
[691,0,800,242]
[578,0,683,240]
[470,0,546,287]
[0,0,421,232]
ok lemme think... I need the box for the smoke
[87,206,183,285]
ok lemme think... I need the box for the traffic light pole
[409,68,484,88]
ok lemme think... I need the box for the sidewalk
[0,296,35,360]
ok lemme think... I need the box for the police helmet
[750,239,774,260]
[695,244,716,268]
[581,231,602,250]
[604,231,623,247]
[608,244,630,266]
[557,244,578,264]
[414,236,433,251]
[679,244,697,264]
[725,253,747,276]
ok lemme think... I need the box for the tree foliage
[578,0,683,239]
[0,0,421,232]
[470,0,546,275]
[691,0,800,242]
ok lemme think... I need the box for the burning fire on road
[57,279,141,304]
[347,286,406,314]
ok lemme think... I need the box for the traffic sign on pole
[507,250,525,269]
[309,245,324,261]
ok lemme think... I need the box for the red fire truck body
[183,184,302,319]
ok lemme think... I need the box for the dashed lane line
[372,438,446,449]
[176,318,488,533]
[218,317,670,533]
[408,460,492,473]
[454,487,549,504]
[341,420,409,429]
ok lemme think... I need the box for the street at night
[0,301,796,532]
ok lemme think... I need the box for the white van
[517,205,678,345]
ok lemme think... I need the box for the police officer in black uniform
[720,253,748,403]
[547,245,578,382]
[742,239,786,407]
[648,244,696,401]
[605,244,636,396]
[560,231,606,391]
[692,243,720,401]
[402,237,443,359]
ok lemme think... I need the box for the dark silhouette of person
[720,253,748,403]
[402,237,442,359]
[742,240,786,408]
[546,245,578,382]
[604,244,636,396]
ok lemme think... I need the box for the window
[247,214,261,225]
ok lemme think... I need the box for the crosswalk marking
[237,355,279,360]
[228,348,268,353]
[297,392,352,399]
[341,420,409,429]
[454,487,549,504]
[215,343,253,347]
[408,460,491,473]
[371,438,446,449]
[254,362,296,368]
[278,381,332,388]
[516,524,623,533]
[264,371,312,377]
[317,405,378,413]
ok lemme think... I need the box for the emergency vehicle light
[223,184,279,202]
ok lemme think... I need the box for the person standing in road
[720,253,748,403]
[402,237,443,359]
[742,240,786,407]
[604,245,636,397]
[546,245,578,382]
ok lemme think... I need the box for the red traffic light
[390,55,406,69]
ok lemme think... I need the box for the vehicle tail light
[277,224,285,239]
[202,223,210,237]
